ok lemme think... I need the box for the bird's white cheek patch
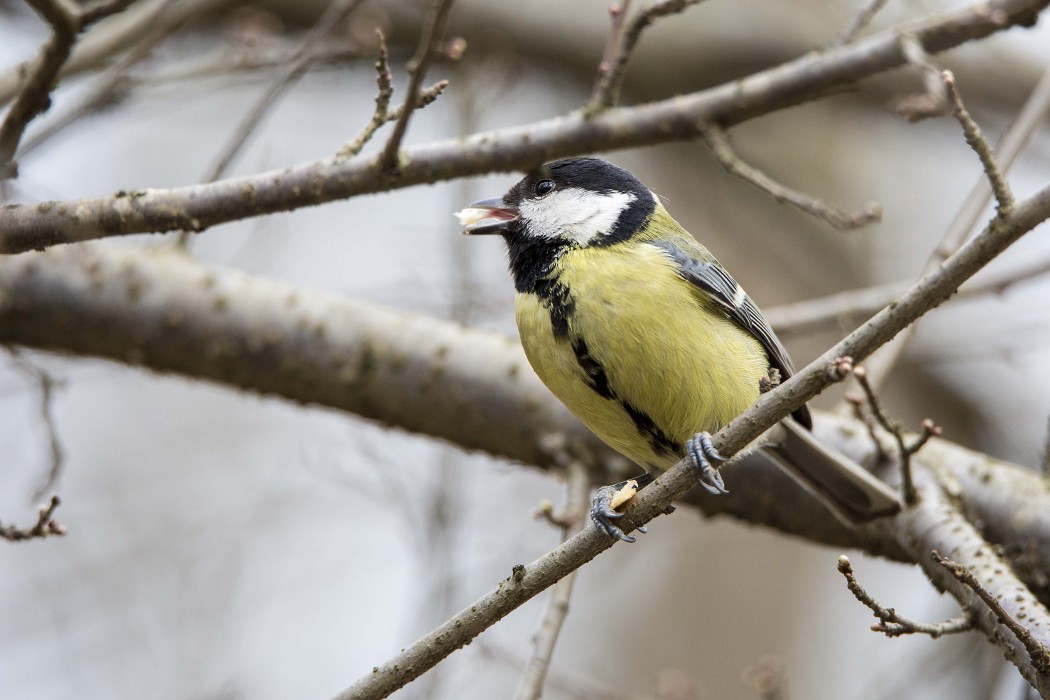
[519,188,636,245]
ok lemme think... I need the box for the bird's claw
[590,483,637,543]
[688,432,729,495]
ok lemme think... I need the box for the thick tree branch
[0,0,1045,253]
[6,222,1050,570]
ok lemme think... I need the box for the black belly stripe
[620,400,679,458]
[571,338,613,399]
[536,277,574,341]
[568,334,676,457]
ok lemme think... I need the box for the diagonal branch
[701,124,881,230]
[332,172,1050,700]
[586,0,705,114]
[514,462,590,700]
[200,0,367,185]
[0,0,1044,253]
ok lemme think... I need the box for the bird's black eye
[534,179,555,197]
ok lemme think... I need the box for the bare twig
[0,496,67,542]
[203,0,366,184]
[174,0,365,248]
[701,124,881,230]
[831,0,891,47]
[335,32,450,162]
[844,391,889,463]
[336,30,394,161]
[849,59,1048,393]
[853,366,937,504]
[16,0,238,162]
[0,0,140,178]
[839,555,974,638]
[332,179,1050,700]
[942,70,1015,216]
[515,462,591,700]
[586,0,704,114]
[0,0,1044,253]
[933,551,1050,674]
[894,29,948,121]
[6,347,66,500]
[589,0,631,105]
[766,254,1050,338]
[378,0,456,169]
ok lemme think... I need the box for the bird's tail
[763,418,902,525]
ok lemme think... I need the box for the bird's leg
[590,472,656,543]
[687,432,730,494]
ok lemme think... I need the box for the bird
[455,156,901,541]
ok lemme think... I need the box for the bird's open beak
[454,197,519,235]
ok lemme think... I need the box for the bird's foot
[590,478,648,543]
[687,432,729,495]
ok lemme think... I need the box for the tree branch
[377,0,455,169]
[332,172,1050,700]
[849,59,1050,393]
[0,495,66,542]
[586,0,705,114]
[700,123,881,230]
[838,554,974,638]
[764,254,1050,338]
[0,0,1045,253]
[0,0,141,177]
[514,462,590,700]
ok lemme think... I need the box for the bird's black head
[456,157,657,246]
[455,157,658,293]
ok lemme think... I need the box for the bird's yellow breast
[515,241,770,472]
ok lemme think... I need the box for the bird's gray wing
[647,239,810,427]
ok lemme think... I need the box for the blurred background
[1,0,1049,697]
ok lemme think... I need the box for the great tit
[457,157,901,541]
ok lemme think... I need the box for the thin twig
[17,0,238,161]
[830,0,891,47]
[589,0,631,104]
[377,0,456,170]
[844,392,890,463]
[933,550,1050,673]
[515,462,591,700]
[701,124,881,231]
[942,70,1015,216]
[894,29,948,121]
[175,0,366,248]
[0,496,67,542]
[766,254,1050,338]
[335,31,450,162]
[0,0,138,178]
[6,347,66,500]
[853,366,926,504]
[203,0,366,183]
[838,555,974,638]
[336,30,394,161]
[847,55,1050,394]
[586,0,704,114]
